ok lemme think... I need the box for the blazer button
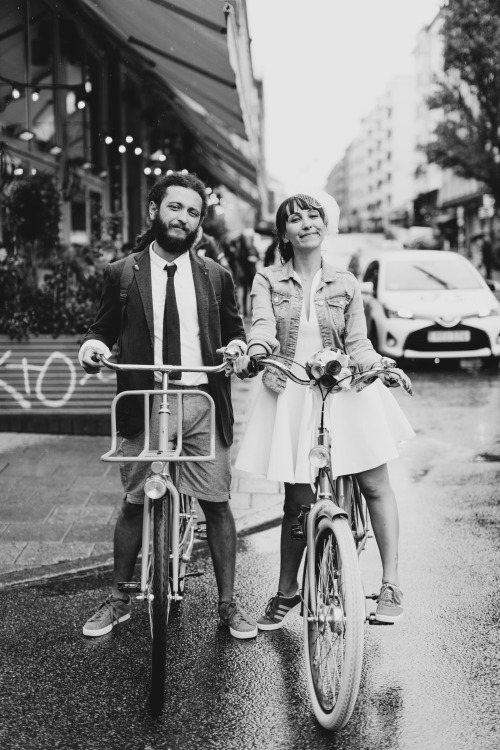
[272,295,280,302]
[133,264,139,270]
[317,300,324,306]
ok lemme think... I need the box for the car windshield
[384,258,483,291]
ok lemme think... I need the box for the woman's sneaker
[82,596,131,637]
[257,591,301,631]
[218,600,258,640]
[375,583,404,623]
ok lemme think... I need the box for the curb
[0,513,282,591]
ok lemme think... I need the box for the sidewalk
[0,373,284,587]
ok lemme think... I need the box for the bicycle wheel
[150,493,172,711]
[303,516,365,730]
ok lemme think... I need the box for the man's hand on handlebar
[81,347,104,374]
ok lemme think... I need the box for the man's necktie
[163,263,181,379]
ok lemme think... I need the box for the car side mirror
[360,280,375,296]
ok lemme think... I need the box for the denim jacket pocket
[325,294,348,330]
[271,292,291,320]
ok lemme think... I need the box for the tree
[2,172,62,287]
[424,0,500,206]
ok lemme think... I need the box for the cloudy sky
[246,0,443,193]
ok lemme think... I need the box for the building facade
[0,0,266,252]
[326,75,416,233]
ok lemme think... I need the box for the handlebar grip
[248,356,265,377]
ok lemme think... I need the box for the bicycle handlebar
[248,354,414,396]
[94,352,230,375]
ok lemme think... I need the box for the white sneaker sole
[228,624,258,640]
[82,611,131,637]
[374,610,404,624]
[257,602,301,631]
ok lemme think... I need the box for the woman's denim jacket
[248,259,380,394]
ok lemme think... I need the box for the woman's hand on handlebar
[233,354,254,379]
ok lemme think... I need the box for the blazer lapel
[190,251,215,364]
[133,247,154,344]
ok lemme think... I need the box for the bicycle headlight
[144,474,168,499]
[308,445,330,469]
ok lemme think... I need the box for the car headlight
[477,306,500,317]
[383,305,414,319]
[309,445,330,469]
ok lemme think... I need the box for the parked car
[359,250,500,364]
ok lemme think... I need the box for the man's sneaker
[82,596,131,637]
[375,583,404,623]
[257,591,301,631]
[218,600,258,640]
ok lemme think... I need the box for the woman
[234,194,414,629]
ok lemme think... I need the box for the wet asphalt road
[0,362,499,750]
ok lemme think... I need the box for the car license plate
[427,330,471,343]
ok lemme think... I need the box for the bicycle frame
[97,356,228,602]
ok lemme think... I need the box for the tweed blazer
[81,246,246,444]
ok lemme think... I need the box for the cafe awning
[77,0,248,139]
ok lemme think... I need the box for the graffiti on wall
[0,348,115,409]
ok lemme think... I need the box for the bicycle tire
[150,492,172,711]
[303,516,365,730]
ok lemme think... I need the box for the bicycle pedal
[366,593,379,600]
[182,570,204,579]
[117,582,141,592]
[291,524,306,540]
[195,522,207,539]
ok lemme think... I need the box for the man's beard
[152,215,198,254]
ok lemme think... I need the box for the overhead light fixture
[76,99,86,110]
[104,135,113,145]
[144,167,152,175]
[18,130,35,142]
[32,89,40,102]
[49,144,63,155]
[134,147,143,155]
[154,167,162,176]
[99,170,108,178]
[82,161,92,170]
[158,154,166,162]
[11,86,21,99]
[125,135,134,143]
[118,144,126,154]
[84,79,92,94]
[13,167,24,175]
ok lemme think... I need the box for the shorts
[118,387,231,504]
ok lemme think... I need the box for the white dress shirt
[149,244,206,385]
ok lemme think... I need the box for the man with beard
[79,172,257,639]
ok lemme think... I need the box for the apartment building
[327,75,416,233]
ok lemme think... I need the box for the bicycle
[95,349,236,712]
[248,349,413,730]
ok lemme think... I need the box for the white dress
[235,270,415,484]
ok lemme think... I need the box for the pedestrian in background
[481,234,494,279]
[79,171,257,640]
[234,193,414,630]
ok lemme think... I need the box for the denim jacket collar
[276,257,339,284]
